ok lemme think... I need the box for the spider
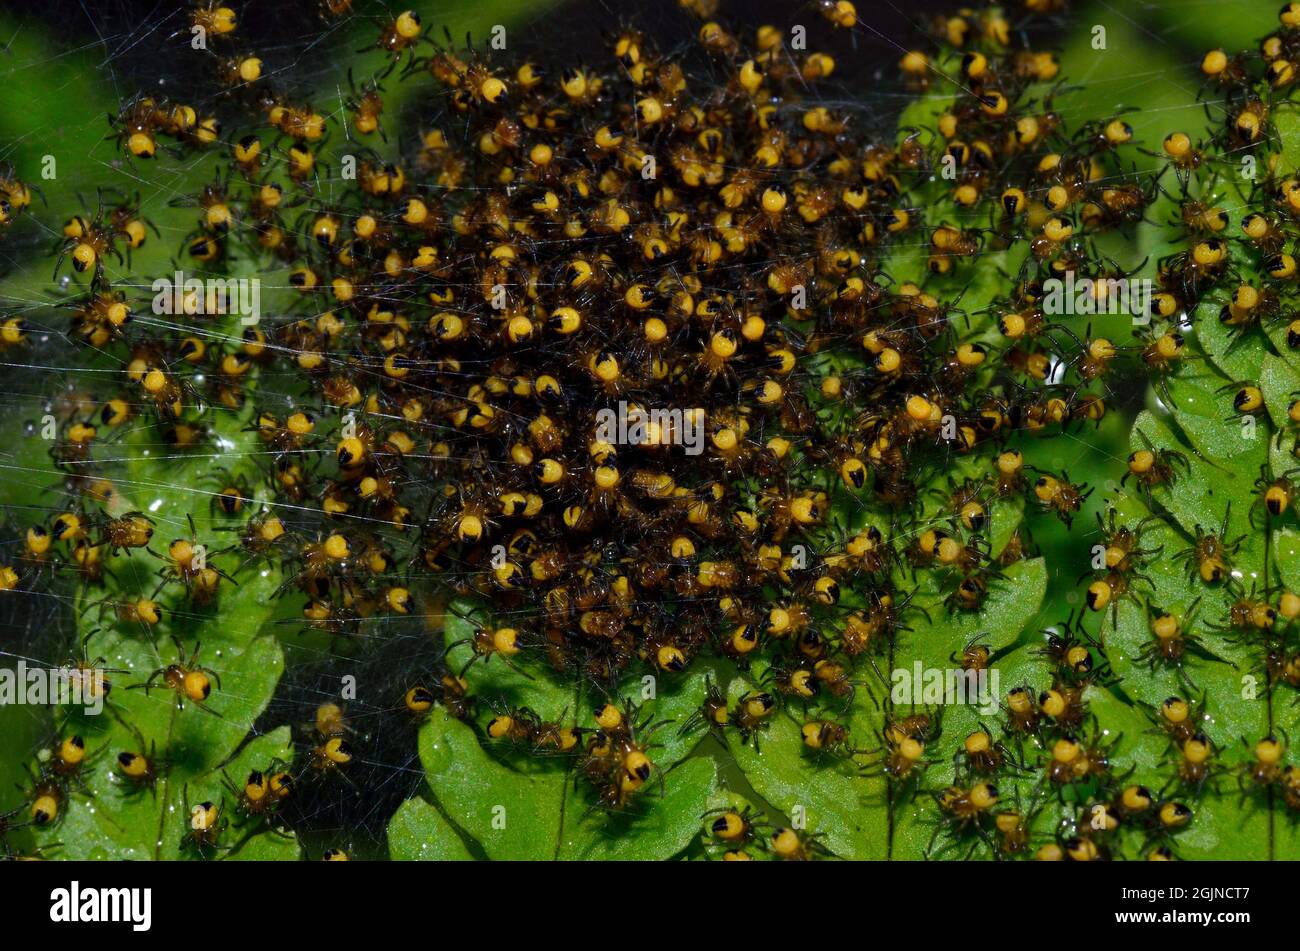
[170,167,236,240]
[37,733,105,795]
[180,786,227,859]
[926,780,1001,859]
[106,191,157,264]
[345,68,388,140]
[307,735,358,791]
[1137,599,1205,691]
[1253,463,1300,525]
[20,769,66,829]
[367,9,422,68]
[61,629,129,709]
[208,467,254,517]
[222,760,295,833]
[115,722,168,798]
[128,635,222,716]
[1177,505,1244,586]
[1156,239,1231,304]
[0,162,37,226]
[952,726,1024,780]
[447,621,529,679]
[1122,434,1188,496]
[152,513,236,604]
[97,510,156,556]
[55,198,127,287]
[173,2,237,44]
[107,94,165,161]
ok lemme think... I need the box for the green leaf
[929,557,1048,655]
[887,561,1047,859]
[1094,687,1268,860]
[1111,359,1291,859]
[196,728,302,861]
[558,758,717,861]
[413,706,717,861]
[388,798,476,861]
[418,707,565,861]
[723,674,889,859]
[1278,108,1300,178]
[26,568,288,859]
[19,317,292,859]
[1196,300,1276,385]
[890,644,1058,860]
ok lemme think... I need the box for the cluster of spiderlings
[12,0,1300,860]
[0,0,1161,836]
